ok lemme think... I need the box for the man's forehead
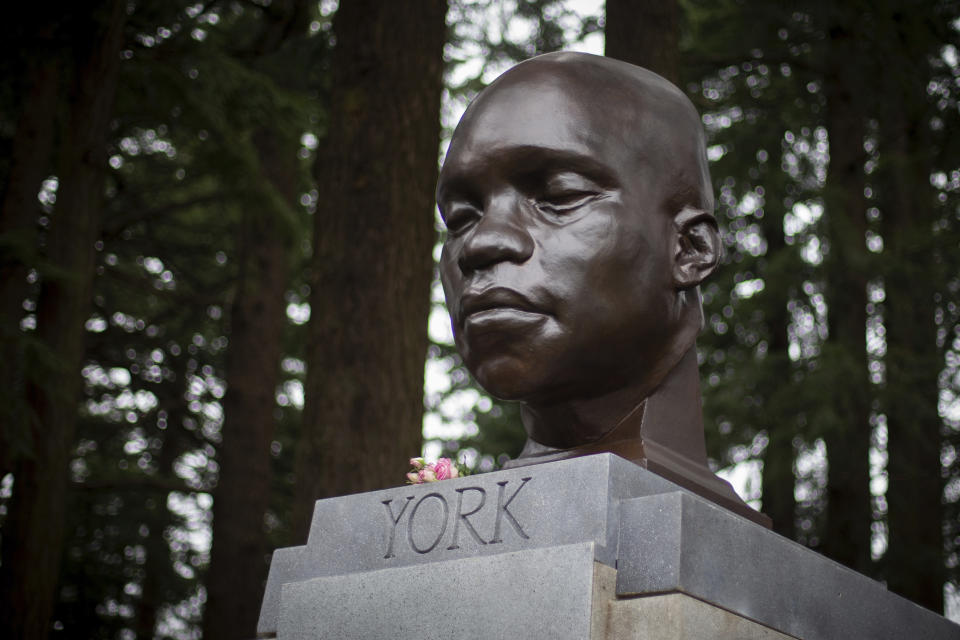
[442,53,700,178]
[447,81,610,163]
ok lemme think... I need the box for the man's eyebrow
[438,144,619,200]
[436,175,477,208]
[500,145,618,183]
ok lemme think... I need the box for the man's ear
[672,205,721,289]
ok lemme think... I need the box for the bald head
[446,51,714,216]
[437,50,720,424]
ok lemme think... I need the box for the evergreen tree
[291,0,448,536]
[682,0,960,611]
[201,1,317,637]
[870,0,960,612]
[0,2,128,637]
[0,1,325,635]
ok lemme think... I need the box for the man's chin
[472,377,529,403]
[470,359,547,403]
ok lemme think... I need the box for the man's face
[438,68,681,406]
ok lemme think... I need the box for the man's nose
[457,194,534,274]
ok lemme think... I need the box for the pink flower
[433,458,455,480]
[405,455,465,484]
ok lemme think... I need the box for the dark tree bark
[203,2,307,637]
[292,0,448,536]
[756,207,798,540]
[132,438,180,640]
[605,0,681,84]
[0,1,127,637]
[0,11,59,480]
[878,60,945,615]
[818,22,874,573]
[202,128,295,639]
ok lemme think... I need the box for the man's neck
[505,347,770,527]
[512,347,708,466]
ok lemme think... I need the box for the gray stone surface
[258,454,681,635]
[591,562,618,639]
[605,593,797,639]
[260,454,960,639]
[616,491,960,640]
[277,542,599,640]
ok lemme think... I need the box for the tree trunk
[292,0,447,537]
[879,75,945,616]
[202,128,294,639]
[605,0,681,84]
[0,13,59,479]
[203,1,307,635]
[132,438,181,640]
[0,2,127,637]
[817,21,874,575]
[757,211,798,540]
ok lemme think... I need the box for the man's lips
[458,287,546,324]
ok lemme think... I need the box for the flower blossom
[433,458,457,480]
[406,457,464,484]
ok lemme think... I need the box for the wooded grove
[0,1,958,638]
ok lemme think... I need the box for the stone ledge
[276,543,599,640]
[616,492,959,640]
[263,551,799,640]
[604,593,797,640]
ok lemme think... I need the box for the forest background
[1,0,959,638]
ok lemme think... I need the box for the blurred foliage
[682,0,960,608]
[2,1,326,637]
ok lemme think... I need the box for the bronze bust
[437,52,768,526]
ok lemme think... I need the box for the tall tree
[203,131,295,639]
[0,17,59,478]
[0,1,128,637]
[816,4,874,574]
[681,0,877,564]
[872,0,958,612]
[33,2,321,635]
[203,2,312,637]
[292,0,448,535]
[679,0,960,610]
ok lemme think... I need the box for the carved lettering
[407,492,449,554]
[382,496,415,558]
[491,477,532,543]
[446,486,487,550]
[380,476,534,559]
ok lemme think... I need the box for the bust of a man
[437,52,767,525]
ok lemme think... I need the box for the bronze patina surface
[437,51,769,526]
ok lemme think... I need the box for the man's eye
[535,191,600,214]
[443,205,480,234]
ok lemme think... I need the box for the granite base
[258,454,960,640]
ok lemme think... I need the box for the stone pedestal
[258,454,959,639]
